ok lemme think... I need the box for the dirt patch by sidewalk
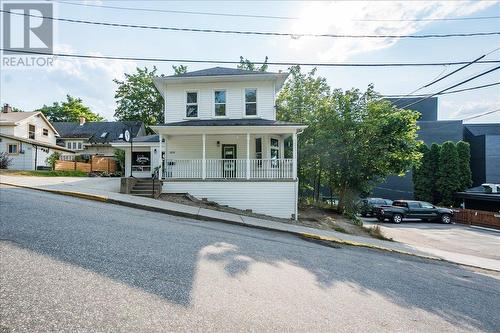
[159,194,391,241]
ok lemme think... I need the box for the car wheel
[392,214,403,224]
[441,214,452,224]
[377,217,385,222]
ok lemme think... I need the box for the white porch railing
[164,158,293,180]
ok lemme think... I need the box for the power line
[2,10,499,39]
[462,108,500,121]
[3,48,500,68]
[355,15,500,22]
[53,0,298,20]
[383,81,500,97]
[54,1,500,22]
[399,65,500,108]
[390,48,499,103]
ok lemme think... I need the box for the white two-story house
[0,104,74,170]
[113,67,305,219]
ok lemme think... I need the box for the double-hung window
[270,138,280,167]
[28,124,35,139]
[245,88,257,116]
[8,144,18,154]
[255,137,262,167]
[214,90,226,116]
[42,128,49,136]
[186,92,198,118]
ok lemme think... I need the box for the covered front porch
[152,122,304,181]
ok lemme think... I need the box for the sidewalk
[1,174,499,272]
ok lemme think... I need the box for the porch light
[217,141,220,147]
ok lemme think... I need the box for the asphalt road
[1,186,499,332]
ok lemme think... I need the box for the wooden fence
[454,209,500,230]
[54,156,116,173]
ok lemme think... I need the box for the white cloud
[440,99,500,122]
[44,44,138,119]
[288,1,497,61]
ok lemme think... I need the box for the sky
[1,0,500,123]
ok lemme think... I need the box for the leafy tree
[413,144,434,202]
[436,141,461,206]
[276,66,331,201]
[172,65,188,75]
[278,66,421,216]
[114,67,164,127]
[457,141,472,190]
[45,152,61,170]
[237,56,268,72]
[38,95,103,122]
[0,152,13,169]
[114,149,125,171]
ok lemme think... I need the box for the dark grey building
[372,97,463,200]
[463,124,500,186]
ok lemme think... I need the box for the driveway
[1,186,500,332]
[362,217,500,265]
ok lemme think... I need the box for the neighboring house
[455,184,500,212]
[52,118,145,158]
[0,104,74,170]
[113,67,306,219]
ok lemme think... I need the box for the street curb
[3,182,498,272]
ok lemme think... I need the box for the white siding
[14,115,57,144]
[163,181,297,218]
[166,134,285,159]
[0,137,67,170]
[164,80,276,123]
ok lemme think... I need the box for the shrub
[114,149,125,171]
[45,152,61,170]
[0,152,12,169]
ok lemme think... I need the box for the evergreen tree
[457,141,472,191]
[413,144,433,202]
[436,141,461,206]
[429,143,441,204]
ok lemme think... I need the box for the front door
[222,144,237,178]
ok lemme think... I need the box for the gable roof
[52,121,144,144]
[167,67,279,78]
[0,111,59,135]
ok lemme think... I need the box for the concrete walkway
[1,174,499,272]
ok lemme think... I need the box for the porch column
[158,134,163,179]
[246,133,250,180]
[202,134,206,180]
[292,132,298,180]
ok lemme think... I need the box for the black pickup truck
[374,200,454,224]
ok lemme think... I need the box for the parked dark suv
[375,200,454,224]
[359,198,393,217]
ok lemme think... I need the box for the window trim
[244,88,258,117]
[185,90,199,118]
[42,128,49,136]
[213,89,227,117]
[28,124,36,140]
[7,143,19,155]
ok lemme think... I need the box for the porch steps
[130,179,162,198]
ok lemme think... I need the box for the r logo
[2,2,53,55]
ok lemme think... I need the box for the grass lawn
[0,170,88,177]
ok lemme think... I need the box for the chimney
[3,104,12,113]
[79,116,86,126]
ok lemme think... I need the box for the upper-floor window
[42,128,49,136]
[245,89,257,116]
[186,91,198,118]
[214,90,226,116]
[66,141,83,150]
[28,124,35,139]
